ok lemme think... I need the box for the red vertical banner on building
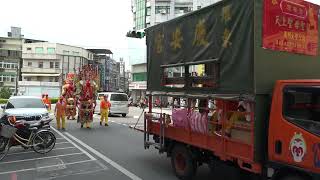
[263,0,319,56]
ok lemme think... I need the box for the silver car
[1,96,50,121]
[95,92,129,117]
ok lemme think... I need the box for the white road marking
[52,127,96,160]
[0,152,83,165]
[6,147,76,156]
[133,116,139,118]
[0,159,96,175]
[55,142,70,145]
[44,166,108,180]
[64,132,142,180]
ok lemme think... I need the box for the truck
[143,0,320,179]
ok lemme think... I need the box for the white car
[1,96,50,121]
[95,92,129,117]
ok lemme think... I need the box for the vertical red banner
[263,0,319,56]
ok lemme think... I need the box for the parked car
[95,92,129,117]
[1,96,50,121]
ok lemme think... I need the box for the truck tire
[171,144,197,180]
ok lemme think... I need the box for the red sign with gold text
[263,0,319,56]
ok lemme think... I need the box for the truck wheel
[171,145,197,180]
[122,114,127,117]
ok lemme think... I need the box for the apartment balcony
[19,81,60,87]
[3,81,16,87]
[22,53,58,60]
[21,67,61,74]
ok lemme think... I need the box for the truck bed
[146,112,262,173]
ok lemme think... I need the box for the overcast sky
[0,0,146,70]
[0,0,319,70]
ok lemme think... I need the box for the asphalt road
[0,107,251,180]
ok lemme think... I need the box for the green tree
[0,87,12,99]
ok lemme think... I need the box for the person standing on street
[55,96,67,130]
[43,94,52,111]
[100,95,111,126]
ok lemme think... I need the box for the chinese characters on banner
[263,0,319,56]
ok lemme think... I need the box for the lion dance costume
[75,65,98,128]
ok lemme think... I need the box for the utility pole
[15,62,19,95]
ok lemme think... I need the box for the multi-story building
[19,42,94,97]
[119,58,126,92]
[132,0,195,31]
[129,63,147,103]
[105,57,119,92]
[87,49,113,91]
[0,37,23,94]
[125,70,131,95]
[193,0,221,10]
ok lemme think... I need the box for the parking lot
[0,128,108,180]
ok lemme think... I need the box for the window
[11,76,15,82]
[146,7,151,16]
[37,77,41,81]
[133,72,147,81]
[155,6,170,14]
[163,66,185,88]
[50,62,54,68]
[63,50,69,55]
[35,47,44,54]
[5,75,10,82]
[283,86,320,136]
[55,77,59,82]
[6,98,45,109]
[28,62,32,67]
[55,62,60,69]
[73,51,79,56]
[27,47,32,51]
[38,61,43,68]
[26,77,31,81]
[0,61,2,68]
[110,94,128,101]
[175,7,192,14]
[162,61,219,89]
[0,76,2,82]
[47,48,55,54]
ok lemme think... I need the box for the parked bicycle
[0,116,56,161]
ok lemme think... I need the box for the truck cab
[269,80,320,178]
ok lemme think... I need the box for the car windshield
[110,94,128,101]
[6,98,45,109]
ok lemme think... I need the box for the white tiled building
[0,37,23,93]
[19,42,94,97]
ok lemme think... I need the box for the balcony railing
[19,81,60,87]
[21,67,61,74]
[22,53,58,60]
